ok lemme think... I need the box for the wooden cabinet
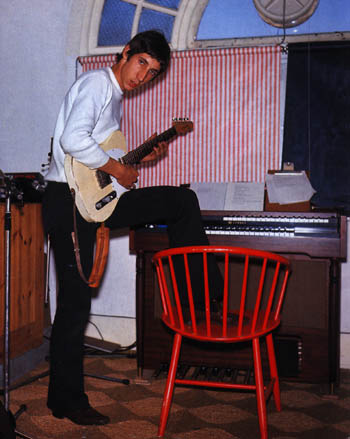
[0,203,45,359]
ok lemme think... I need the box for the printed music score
[190,182,265,211]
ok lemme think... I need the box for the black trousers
[42,182,222,412]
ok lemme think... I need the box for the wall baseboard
[86,315,136,349]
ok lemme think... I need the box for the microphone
[32,174,47,193]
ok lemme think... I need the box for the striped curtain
[78,46,283,188]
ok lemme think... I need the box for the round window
[253,0,319,28]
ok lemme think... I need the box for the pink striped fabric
[78,46,282,187]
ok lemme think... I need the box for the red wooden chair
[152,245,290,439]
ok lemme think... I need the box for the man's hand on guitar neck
[140,132,169,163]
[97,133,168,190]
[98,158,139,190]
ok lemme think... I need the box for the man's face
[116,50,161,92]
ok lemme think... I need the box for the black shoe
[52,406,110,425]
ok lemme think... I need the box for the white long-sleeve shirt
[45,67,124,182]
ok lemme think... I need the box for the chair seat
[162,310,281,342]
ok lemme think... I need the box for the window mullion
[124,0,178,16]
[131,2,143,37]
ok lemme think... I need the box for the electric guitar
[64,119,193,223]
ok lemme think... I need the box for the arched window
[80,0,208,54]
[97,0,180,46]
[196,0,350,49]
[80,0,350,55]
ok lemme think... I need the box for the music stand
[1,172,34,439]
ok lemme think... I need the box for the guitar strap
[71,198,110,288]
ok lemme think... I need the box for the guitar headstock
[172,118,194,135]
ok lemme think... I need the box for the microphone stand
[1,173,34,439]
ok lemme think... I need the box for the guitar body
[64,130,128,223]
[64,120,193,223]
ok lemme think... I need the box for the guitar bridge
[95,191,117,210]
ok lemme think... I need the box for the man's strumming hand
[98,158,139,190]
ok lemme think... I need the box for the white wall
[0,0,76,173]
[341,219,350,368]
[1,0,137,347]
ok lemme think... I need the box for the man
[43,30,222,426]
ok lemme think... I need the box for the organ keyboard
[204,212,339,238]
[130,210,347,389]
[141,210,346,259]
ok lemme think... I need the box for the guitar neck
[121,126,177,165]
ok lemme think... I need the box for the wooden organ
[130,210,347,389]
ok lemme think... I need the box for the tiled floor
[8,356,350,439]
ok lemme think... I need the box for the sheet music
[190,182,265,211]
[190,183,227,210]
[224,182,264,211]
[266,171,316,204]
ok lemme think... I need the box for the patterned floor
[7,355,350,439]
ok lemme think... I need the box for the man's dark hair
[116,30,171,77]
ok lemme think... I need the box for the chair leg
[266,333,281,411]
[158,333,182,438]
[252,337,268,439]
